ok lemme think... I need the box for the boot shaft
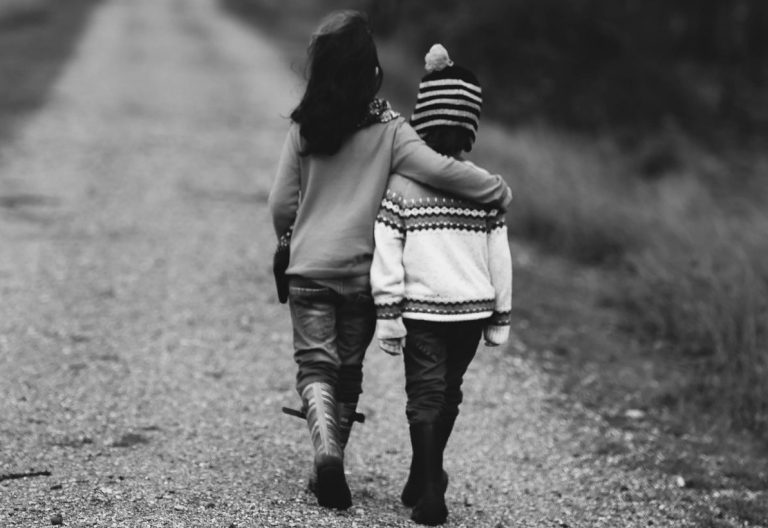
[301,382,342,459]
[409,422,448,525]
[437,414,457,452]
[409,423,444,490]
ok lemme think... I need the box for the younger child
[371,44,512,525]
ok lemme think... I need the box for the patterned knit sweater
[371,164,512,344]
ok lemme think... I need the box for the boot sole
[315,455,352,510]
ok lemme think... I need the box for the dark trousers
[288,276,376,402]
[403,319,483,425]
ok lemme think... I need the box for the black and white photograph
[1,1,766,526]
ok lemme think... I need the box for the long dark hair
[290,11,383,156]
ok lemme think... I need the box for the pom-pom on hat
[411,44,482,142]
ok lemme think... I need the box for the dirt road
[0,1,700,526]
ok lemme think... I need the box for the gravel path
[0,1,702,526]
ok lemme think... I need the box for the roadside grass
[474,122,768,439]
[0,0,99,146]
[622,217,768,434]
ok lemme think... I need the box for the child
[370,44,513,525]
[268,13,512,511]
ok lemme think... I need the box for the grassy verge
[474,121,768,434]
[0,0,100,146]
[508,237,767,524]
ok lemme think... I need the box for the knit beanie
[410,44,483,142]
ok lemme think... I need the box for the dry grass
[474,122,768,437]
[624,214,768,433]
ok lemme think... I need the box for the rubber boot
[400,442,424,507]
[301,382,352,510]
[308,400,358,495]
[438,414,457,452]
[410,422,448,525]
[401,416,453,507]
[436,412,456,490]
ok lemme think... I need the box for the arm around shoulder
[390,120,512,209]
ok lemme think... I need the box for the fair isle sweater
[371,167,512,341]
[268,101,512,280]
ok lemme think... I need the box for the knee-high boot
[410,422,448,525]
[301,382,352,509]
[401,415,453,507]
[302,399,363,497]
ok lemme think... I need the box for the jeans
[403,319,484,425]
[288,275,376,402]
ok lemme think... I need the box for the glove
[376,317,406,355]
[273,234,291,304]
[380,337,405,356]
[483,325,510,346]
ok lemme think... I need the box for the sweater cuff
[375,301,403,320]
[489,310,511,326]
[484,325,510,346]
[377,318,407,341]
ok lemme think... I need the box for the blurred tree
[365,0,402,36]
[364,0,768,141]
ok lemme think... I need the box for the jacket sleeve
[370,190,408,341]
[391,120,512,209]
[484,210,512,345]
[268,125,302,239]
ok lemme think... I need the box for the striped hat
[410,44,482,141]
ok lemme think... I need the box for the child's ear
[465,137,475,153]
